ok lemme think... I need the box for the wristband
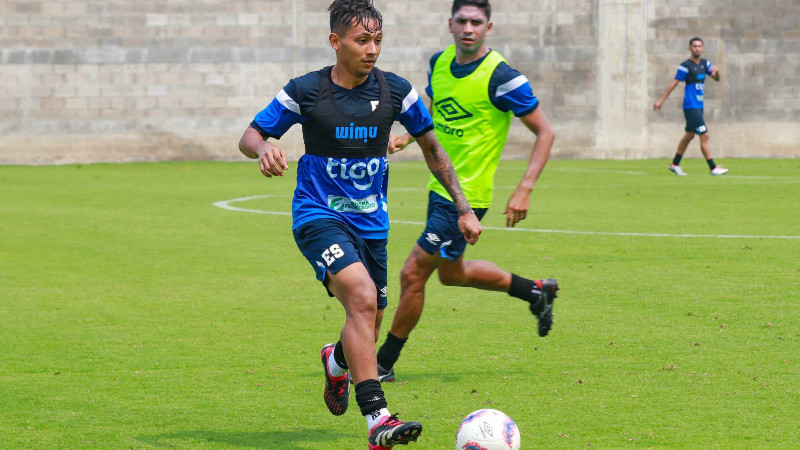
[459,209,475,216]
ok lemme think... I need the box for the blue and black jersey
[251,67,433,239]
[675,58,713,110]
[425,51,539,117]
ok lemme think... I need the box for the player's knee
[345,280,378,317]
[400,261,426,288]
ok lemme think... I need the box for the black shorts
[684,108,708,135]
[293,218,388,309]
[416,191,488,261]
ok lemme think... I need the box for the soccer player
[654,37,728,176]
[238,1,481,448]
[375,0,559,383]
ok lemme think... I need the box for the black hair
[690,37,703,45]
[452,0,491,20]
[328,0,382,35]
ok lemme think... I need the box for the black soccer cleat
[377,363,395,383]
[368,413,422,449]
[530,279,559,337]
[320,343,349,416]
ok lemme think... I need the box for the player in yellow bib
[375,0,559,382]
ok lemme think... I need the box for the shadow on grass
[137,428,354,448]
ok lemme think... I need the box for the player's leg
[377,192,457,382]
[677,131,694,155]
[671,110,697,175]
[670,130,694,176]
[294,219,372,416]
[438,253,559,337]
[373,308,384,343]
[375,244,440,382]
[437,253,510,290]
[326,262,380,386]
[327,264,422,448]
[698,129,728,175]
[393,244,441,336]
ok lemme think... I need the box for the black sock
[508,273,537,302]
[355,379,388,417]
[672,153,683,166]
[509,274,545,313]
[376,332,407,370]
[706,158,716,170]
[333,340,348,370]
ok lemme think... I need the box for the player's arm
[238,126,288,178]
[504,107,555,228]
[416,130,482,244]
[708,65,720,81]
[653,79,680,111]
[388,98,432,154]
[240,82,305,178]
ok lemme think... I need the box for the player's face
[690,40,704,58]
[330,18,382,78]
[449,6,492,55]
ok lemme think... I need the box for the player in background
[238,1,481,448]
[375,0,559,383]
[654,37,728,176]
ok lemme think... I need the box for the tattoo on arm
[417,131,472,214]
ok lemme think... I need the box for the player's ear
[486,21,493,35]
[329,32,340,51]
[448,17,454,33]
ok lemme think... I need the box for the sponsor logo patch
[334,122,378,143]
[328,194,379,213]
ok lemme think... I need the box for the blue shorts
[293,218,388,309]
[684,109,707,135]
[416,191,488,262]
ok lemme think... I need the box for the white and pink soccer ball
[455,409,521,450]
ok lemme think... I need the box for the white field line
[213,195,800,240]
[548,168,648,175]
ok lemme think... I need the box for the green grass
[1,158,799,448]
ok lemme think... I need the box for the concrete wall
[1,0,798,164]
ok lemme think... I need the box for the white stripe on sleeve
[276,89,300,115]
[401,88,419,114]
[677,65,689,73]
[495,75,529,98]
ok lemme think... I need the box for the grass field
[2,158,799,449]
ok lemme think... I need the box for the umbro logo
[425,233,441,245]
[434,97,473,122]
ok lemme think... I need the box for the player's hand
[710,66,719,76]
[503,188,531,228]
[387,134,409,154]
[458,211,482,245]
[257,142,289,178]
[653,101,663,111]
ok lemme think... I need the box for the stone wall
[1,0,797,164]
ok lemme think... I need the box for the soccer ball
[455,409,521,450]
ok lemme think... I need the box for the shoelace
[380,414,403,428]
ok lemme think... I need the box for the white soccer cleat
[710,166,729,176]
[669,164,688,176]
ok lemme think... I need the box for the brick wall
[1,0,797,164]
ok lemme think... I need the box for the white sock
[365,408,391,431]
[327,350,346,378]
